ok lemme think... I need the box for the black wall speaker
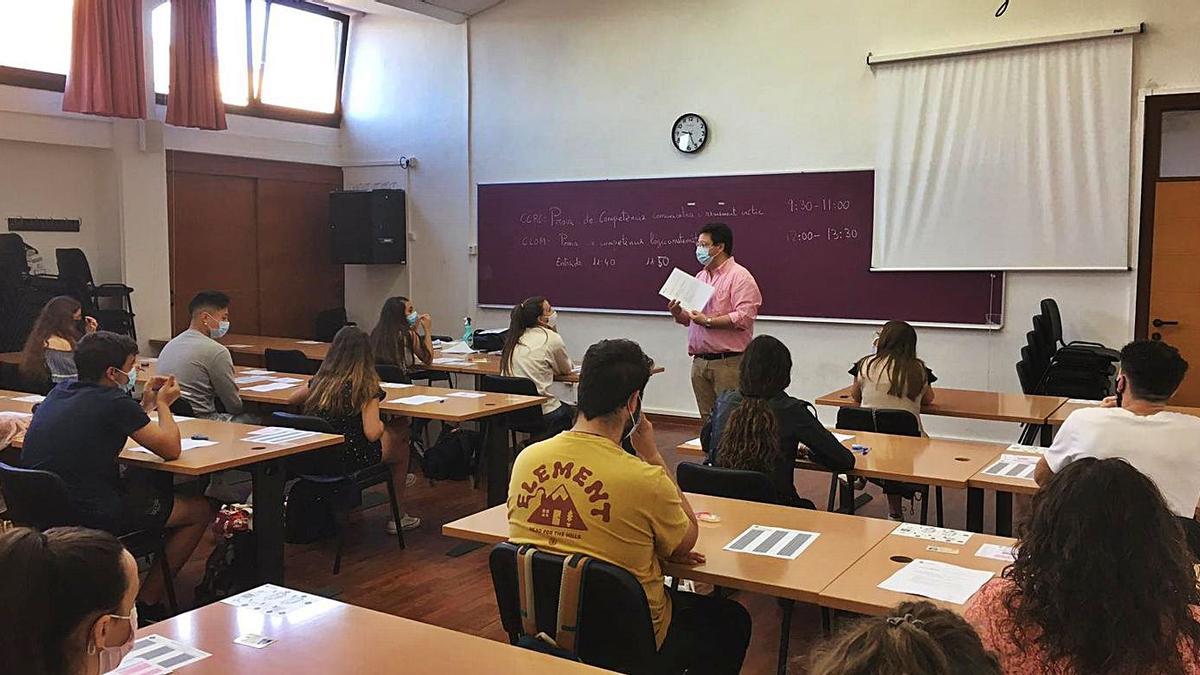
[329,189,406,264]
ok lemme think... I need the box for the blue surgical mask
[406,311,419,327]
[210,320,229,339]
[118,366,137,395]
[695,246,712,266]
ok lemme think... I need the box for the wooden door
[1147,180,1200,405]
[167,172,260,335]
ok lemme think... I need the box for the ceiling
[335,0,508,23]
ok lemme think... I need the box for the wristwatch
[704,316,713,327]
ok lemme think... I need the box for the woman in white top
[849,320,937,520]
[499,296,575,436]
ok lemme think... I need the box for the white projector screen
[872,36,1133,271]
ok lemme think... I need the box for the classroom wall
[457,0,1200,440]
[0,139,121,280]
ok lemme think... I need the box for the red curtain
[62,0,147,119]
[165,0,227,130]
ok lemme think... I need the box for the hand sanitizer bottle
[462,316,473,344]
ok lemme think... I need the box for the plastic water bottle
[462,316,473,344]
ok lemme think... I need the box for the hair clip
[886,613,927,630]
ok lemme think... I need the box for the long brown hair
[810,601,999,675]
[0,527,129,675]
[369,296,412,373]
[716,335,789,474]
[1000,457,1200,674]
[19,295,82,381]
[305,326,381,418]
[859,320,926,400]
[500,296,547,376]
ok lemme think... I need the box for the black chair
[56,248,136,340]
[265,348,320,376]
[489,542,659,674]
[677,462,777,505]
[1178,516,1200,563]
[270,412,404,574]
[835,407,941,526]
[480,375,551,450]
[375,363,431,451]
[315,308,354,343]
[0,462,178,613]
[409,334,457,388]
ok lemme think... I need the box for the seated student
[499,295,575,436]
[702,334,854,507]
[849,320,936,521]
[369,295,434,377]
[1036,341,1200,529]
[965,457,1200,674]
[19,332,215,616]
[19,295,97,388]
[508,338,751,674]
[810,600,1000,675]
[156,291,244,420]
[287,326,419,532]
[0,527,140,675]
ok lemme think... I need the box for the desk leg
[1038,423,1053,446]
[995,491,1014,537]
[777,599,794,675]
[253,459,286,585]
[839,478,855,515]
[486,418,512,508]
[966,487,985,533]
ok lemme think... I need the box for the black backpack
[284,479,358,544]
[194,530,257,604]
[421,427,480,481]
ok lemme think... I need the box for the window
[0,0,73,91]
[153,0,348,126]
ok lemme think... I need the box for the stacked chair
[1016,298,1118,400]
[56,248,136,339]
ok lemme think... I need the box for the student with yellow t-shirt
[508,338,751,674]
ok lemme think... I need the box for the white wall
[0,139,121,279]
[458,0,1200,440]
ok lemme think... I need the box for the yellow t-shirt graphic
[507,431,692,647]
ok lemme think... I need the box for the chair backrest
[835,407,921,437]
[0,462,79,529]
[265,348,319,375]
[55,248,94,287]
[314,308,350,343]
[1031,315,1056,353]
[1178,516,1200,562]
[480,374,545,431]
[169,397,196,417]
[1040,298,1065,347]
[0,233,29,281]
[489,542,658,673]
[375,363,412,386]
[676,462,778,505]
[270,412,345,476]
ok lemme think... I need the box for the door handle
[1153,319,1179,328]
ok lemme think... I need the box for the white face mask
[94,607,137,673]
[543,311,558,329]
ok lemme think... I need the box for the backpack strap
[554,553,591,654]
[516,544,539,637]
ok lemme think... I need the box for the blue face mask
[118,366,137,395]
[406,311,419,327]
[210,320,230,339]
[696,245,712,266]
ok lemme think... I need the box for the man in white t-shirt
[1036,340,1200,520]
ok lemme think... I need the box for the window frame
[0,0,349,128]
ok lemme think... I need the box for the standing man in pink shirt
[668,223,763,423]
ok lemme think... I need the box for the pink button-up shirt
[684,257,762,356]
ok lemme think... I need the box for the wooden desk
[815,386,1067,425]
[820,529,1017,616]
[0,388,42,416]
[139,589,608,674]
[966,447,1041,536]
[1046,399,1200,426]
[444,493,897,605]
[151,334,330,362]
[0,351,20,366]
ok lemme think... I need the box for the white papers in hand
[891,523,972,545]
[723,525,820,560]
[241,382,298,393]
[981,454,1039,480]
[389,395,446,406]
[658,267,714,312]
[129,438,217,455]
[878,559,994,605]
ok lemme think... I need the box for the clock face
[672,113,708,153]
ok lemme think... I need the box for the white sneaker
[386,515,422,534]
[406,473,416,488]
[887,512,905,522]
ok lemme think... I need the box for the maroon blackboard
[478,171,1003,326]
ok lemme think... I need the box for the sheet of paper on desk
[222,583,325,615]
[878,559,994,605]
[432,358,471,366]
[389,395,447,406]
[976,543,1017,562]
[982,454,1039,480]
[1,411,32,419]
[241,382,298,393]
[658,267,714,311]
[381,382,414,389]
[242,427,319,444]
[117,634,210,672]
[10,394,45,403]
[226,344,254,348]
[448,391,487,399]
[148,412,193,423]
[234,375,274,385]
[1006,443,1046,455]
[833,432,855,443]
[111,657,170,675]
[1068,398,1102,405]
[130,438,217,454]
[295,340,322,344]
[440,341,476,354]
[684,437,702,447]
[268,377,304,384]
[723,525,820,560]
[891,523,973,545]
[241,369,274,375]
